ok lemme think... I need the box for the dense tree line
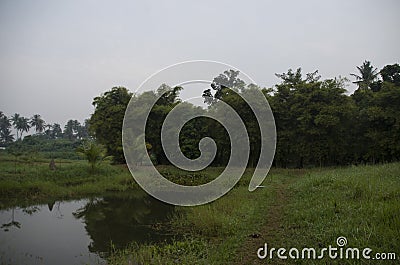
[269,62,400,167]
[4,61,398,168]
[90,61,399,167]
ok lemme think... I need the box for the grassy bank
[1,151,399,264]
[0,154,136,208]
[108,163,400,265]
[108,169,284,264]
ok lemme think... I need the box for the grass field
[0,153,136,208]
[108,163,400,264]
[0,151,399,264]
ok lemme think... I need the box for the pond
[0,192,175,265]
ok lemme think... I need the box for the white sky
[1,0,399,126]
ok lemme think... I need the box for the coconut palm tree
[350,60,379,90]
[30,114,46,133]
[0,128,14,146]
[16,117,30,139]
[11,113,20,139]
[0,113,14,145]
[0,114,11,131]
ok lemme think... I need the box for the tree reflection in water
[72,191,175,256]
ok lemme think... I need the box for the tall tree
[90,87,132,163]
[15,116,30,140]
[30,114,46,133]
[0,128,14,146]
[0,113,11,132]
[52,123,62,138]
[271,68,352,167]
[351,60,379,90]
[202,70,246,105]
[380,63,400,86]
[11,113,20,140]
[0,113,14,146]
[64,120,75,140]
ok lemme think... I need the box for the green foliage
[89,86,132,163]
[380,63,400,86]
[4,61,398,168]
[270,71,355,167]
[0,112,14,146]
[30,114,45,133]
[76,140,110,171]
[351,60,379,90]
[12,115,30,140]
[6,134,84,160]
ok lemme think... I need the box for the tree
[11,114,31,140]
[351,63,400,163]
[271,68,353,167]
[0,128,14,146]
[63,119,83,140]
[0,113,11,132]
[45,123,62,139]
[76,140,109,171]
[380,63,400,86]
[52,123,62,138]
[16,116,30,139]
[11,113,20,139]
[77,119,90,139]
[0,113,14,146]
[147,85,184,164]
[202,70,246,105]
[30,114,46,133]
[89,87,132,163]
[64,120,74,140]
[351,60,379,90]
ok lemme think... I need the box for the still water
[0,192,175,265]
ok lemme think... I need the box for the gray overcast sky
[0,0,399,126]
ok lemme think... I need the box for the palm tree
[0,114,11,131]
[0,128,14,145]
[76,140,109,171]
[16,117,30,139]
[11,113,20,139]
[351,60,379,90]
[0,114,14,146]
[30,114,46,134]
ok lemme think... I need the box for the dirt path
[234,180,291,265]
